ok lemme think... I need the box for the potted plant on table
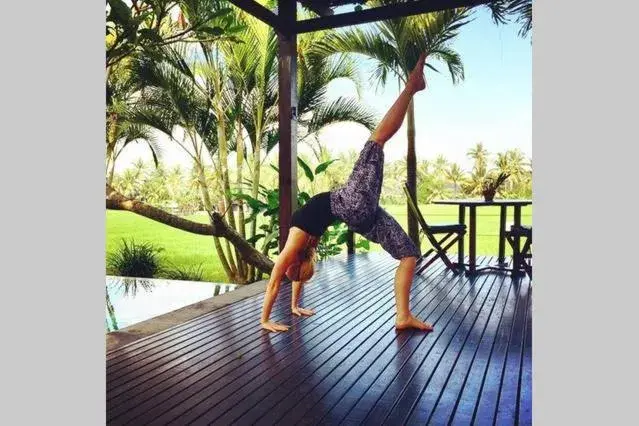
[481,172,510,202]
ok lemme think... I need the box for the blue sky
[317,7,532,169]
[117,7,531,173]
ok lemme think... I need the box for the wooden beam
[228,0,283,32]
[278,0,298,251]
[296,0,491,33]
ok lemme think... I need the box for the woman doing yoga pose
[261,53,432,333]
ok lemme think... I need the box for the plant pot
[482,190,495,202]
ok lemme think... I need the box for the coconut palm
[495,149,527,195]
[222,8,377,280]
[126,15,376,282]
[446,163,465,197]
[106,66,162,186]
[433,154,449,175]
[315,2,471,245]
[467,142,490,176]
[220,10,277,282]
[126,42,248,280]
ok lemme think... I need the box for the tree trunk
[194,160,234,280]
[107,158,116,187]
[406,100,420,248]
[218,199,238,278]
[235,117,247,279]
[248,132,262,283]
[195,161,214,212]
[214,235,234,281]
[106,184,274,274]
[216,104,239,277]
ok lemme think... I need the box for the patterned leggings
[330,141,421,260]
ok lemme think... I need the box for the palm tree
[316,2,471,245]
[496,149,527,195]
[127,43,248,280]
[106,66,162,186]
[446,163,465,197]
[223,8,376,280]
[433,154,449,175]
[127,14,375,282]
[222,10,277,282]
[467,142,490,176]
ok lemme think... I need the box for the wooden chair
[403,183,466,275]
[506,225,532,279]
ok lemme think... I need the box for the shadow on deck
[107,252,532,425]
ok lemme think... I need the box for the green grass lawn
[106,204,532,283]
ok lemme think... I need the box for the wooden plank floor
[107,252,532,426]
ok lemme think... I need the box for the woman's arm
[260,228,308,332]
[291,281,316,317]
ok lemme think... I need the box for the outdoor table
[432,199,532,276]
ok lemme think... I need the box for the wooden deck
[106,252,532,426]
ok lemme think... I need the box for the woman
[261,53,432,333]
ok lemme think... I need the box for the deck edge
[106,278,269,353]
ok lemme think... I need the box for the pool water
[105,276,237,332]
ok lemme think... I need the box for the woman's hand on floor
[292,306,316,317]
[261,321,290,332]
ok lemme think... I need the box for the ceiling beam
[228,0,283,31]
[296,0,492,33]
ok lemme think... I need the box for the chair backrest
[403,183,442,248]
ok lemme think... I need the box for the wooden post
[498,205,507,264]
[468,205,476,276]
[277,0,298,251]
[346,230,355,255]
[513,205,522,277]
[458,205,465,271]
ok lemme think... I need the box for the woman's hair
[297,244,317,283]
[286,238,318,283]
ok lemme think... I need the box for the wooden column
[277,0,298,251]
[346,230,355,255]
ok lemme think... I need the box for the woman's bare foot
[292,306,316,317]
[395,314,433,331]
[407,52,427,93]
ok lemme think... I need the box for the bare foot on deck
[395,314,433,331]
[407,53,427,93]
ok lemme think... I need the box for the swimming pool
[105,276,237,332]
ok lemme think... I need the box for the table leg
[513,205,522,276]
[458,205,465,272]
[498,205,507,265]
[468,206,476,276]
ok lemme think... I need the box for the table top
[433,199,532,207]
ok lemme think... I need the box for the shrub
[107,239,165,279]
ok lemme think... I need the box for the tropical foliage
[106,1,377,283]
[105,1,532,285]
[113,144,532,210]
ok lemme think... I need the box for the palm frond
[484,0,532,38]
[304,97,378,135]
[429,46,464,84]
[315,26,401,84]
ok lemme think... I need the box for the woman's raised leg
[370,53,427,147]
